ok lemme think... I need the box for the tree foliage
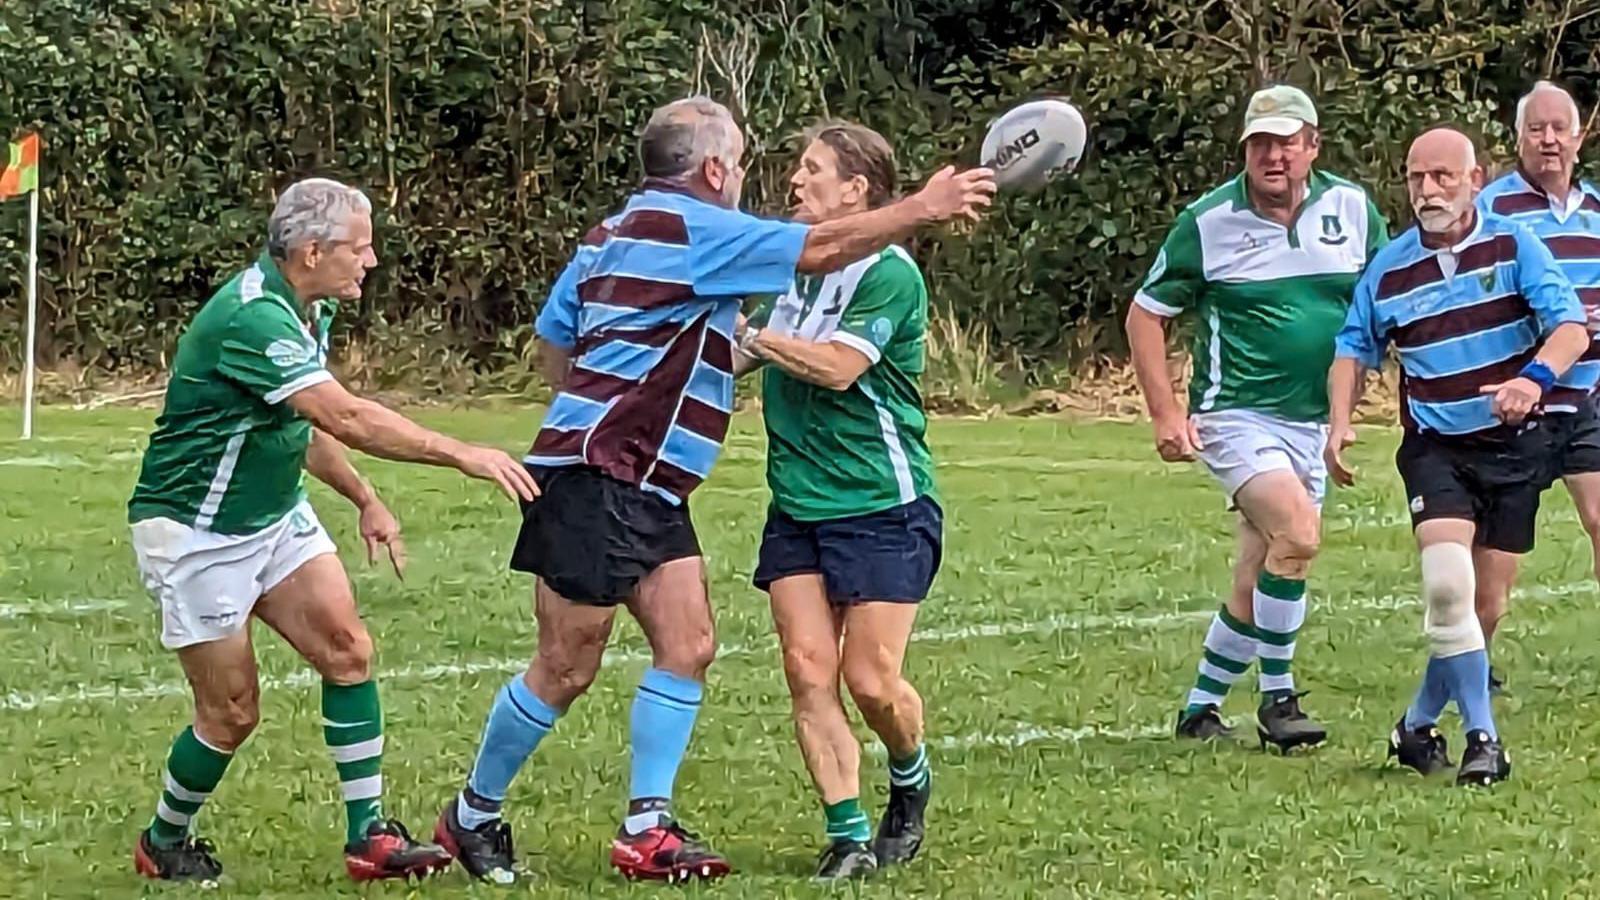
[1,0,1598,378]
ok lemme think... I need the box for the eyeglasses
[1406,170,1465,190]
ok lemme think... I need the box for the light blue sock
[628,668,704,804]
[459,675,561,828]
[1437,649,1497,739]
[1404,655,1452,731]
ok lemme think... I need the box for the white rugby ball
[980,98,1087,192]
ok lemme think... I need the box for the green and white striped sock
[823,797,872,843]
[889,743,930,791]
[147,726,233,848]
[1254,572,1307,699]
[1186,606,1257,711]
[322,680,385,845]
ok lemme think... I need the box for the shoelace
[170,837,221,877]
[485,821,514,859]
[663,820,710,854]
[373,818,415,843]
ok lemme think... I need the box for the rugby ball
[980,98,1087,192]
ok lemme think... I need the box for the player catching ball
[736,121,939,881]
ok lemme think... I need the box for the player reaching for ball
[1125,85,1388,751]
[433,97,994,886]
[733,121,940,882]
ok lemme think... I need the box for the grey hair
[639,96,740,179]
[267,178,372,259]
[1515,80,1582,138]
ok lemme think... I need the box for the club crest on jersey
[1241,232,1265,252]
[1319,214,1348,246]
[870,317,894,347]
[1479,271,1496,293]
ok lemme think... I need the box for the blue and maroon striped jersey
[528,180,810,504]
[1478,169,1600,410]
[1336,212,1584,436]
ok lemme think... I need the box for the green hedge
[0,0,1596,380]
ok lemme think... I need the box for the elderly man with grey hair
[1474,81,1600,690]
[127,177,538,885]
[434,95,994,885]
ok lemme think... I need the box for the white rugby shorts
[130,499,337,649]
[1192,408,1328,509]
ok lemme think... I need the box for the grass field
[4,406,1600,898]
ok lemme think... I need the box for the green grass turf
[2,406,1599,898]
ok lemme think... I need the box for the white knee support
[1420,543,1484,657]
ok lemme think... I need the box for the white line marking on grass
[3,580,1592,714]
[0,598,131,619]
[864,721,1170,756]
[934,722,1171,751]
[0,454,84,468]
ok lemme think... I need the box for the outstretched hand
[914,166,998,224]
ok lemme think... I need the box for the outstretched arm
[289,381,539,502]
[796,167,995,274]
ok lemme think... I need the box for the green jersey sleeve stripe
[831,330,882,364]
[263,368,334,405]
[1133,290,1183,317]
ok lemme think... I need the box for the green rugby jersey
[128,251,336,535]
[1135,170,1388,422]
[758,245,938,523]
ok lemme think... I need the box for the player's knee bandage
[1420,543,1484,657]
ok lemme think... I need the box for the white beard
[1415,205,1464,233]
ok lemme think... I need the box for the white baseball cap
[1240,85,1319,141]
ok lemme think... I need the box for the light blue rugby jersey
[1336,211,1584,436]
[1478,169,1600,409]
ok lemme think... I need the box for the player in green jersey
[127,178,537,885]
[735,122,938,881]
[1125,86,1388,751]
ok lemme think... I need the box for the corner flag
[0,133,39,200]
[3,132,41,438]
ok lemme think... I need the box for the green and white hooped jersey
[1135,170,1388,423]
[129,251,336,535]
[758,245,938,523]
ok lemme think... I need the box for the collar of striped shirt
[1484,167,1600,222]
[1364,214,1584,436]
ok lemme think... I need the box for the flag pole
[21,186,37,440]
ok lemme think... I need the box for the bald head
[1408,127,1477,171]
[1406,128,1483,240]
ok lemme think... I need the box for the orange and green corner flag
[0,133,40,200]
